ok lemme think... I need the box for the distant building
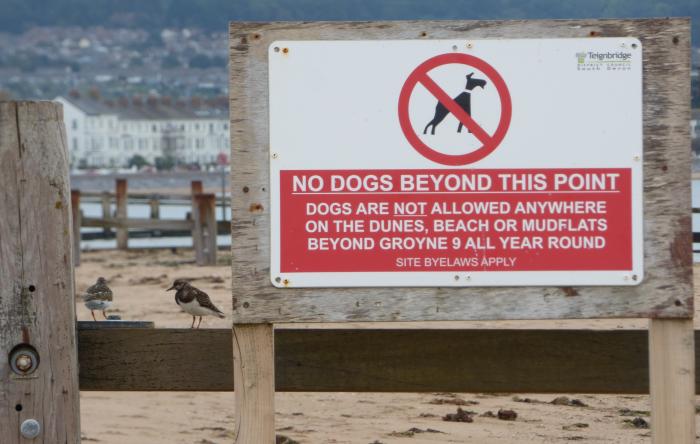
[55,93,229,168]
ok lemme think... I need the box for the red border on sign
[398,53,512,166]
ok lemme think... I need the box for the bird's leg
[91,310,97,322]
[191,316,196,328]
[102,310,108,319]
[197,316,202,329]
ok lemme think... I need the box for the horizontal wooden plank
[79,191,231,203]
[77,328,700,393]
[82,217,193,230]
[77,321,154,329]
[81,197,194,206]
[80,191,216,199]
[79,329,233,391]
[79,220,230,240]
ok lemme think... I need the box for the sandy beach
[76,248,700,443]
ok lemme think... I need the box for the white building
[55,93,229,168]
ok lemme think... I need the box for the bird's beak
[166,285,175,291]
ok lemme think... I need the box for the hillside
[0,0,698,41]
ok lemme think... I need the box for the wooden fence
[70,178,229,265]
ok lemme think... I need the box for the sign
[268,39,643,288]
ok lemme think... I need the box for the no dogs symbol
[398,53,512,166]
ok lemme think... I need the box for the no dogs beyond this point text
[280,169,631,273]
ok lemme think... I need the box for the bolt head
[9,346,39,375]
[20,419,41,439]
[16,354,33,371]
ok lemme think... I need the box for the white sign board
[268,38,643,288]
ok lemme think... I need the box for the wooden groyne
[71,178,228,265]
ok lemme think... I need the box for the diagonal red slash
[418,73,492,145]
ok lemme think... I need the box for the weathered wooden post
[191,180,204,263]
[0,101,81,443]
[645,22,696,444]
[70,190,81,266]
[100,191,111,235]
[649,319,696,443]
[115,178,128,249]
[233,324,275,442]
[195,193,217,265]
[149,195,160,219]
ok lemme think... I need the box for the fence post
[204,193,217,265]
[115,178,128,249]
[71,190,81,266]
[149,196,160,219]
[101,191,111,235]
[233,324,275,443]
[649,319,696,443]
[195,193,217,265]
[191,180,204,263]
[0,101,81,443]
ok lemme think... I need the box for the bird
[167,279,225,328]
[83,277,113,321]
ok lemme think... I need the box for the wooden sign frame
[230,18,692,324]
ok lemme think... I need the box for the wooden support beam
[70,189,81,266]
[77,321,154,330]
[74,327,700,394]
[0,101,80,443]
[115,178,128,249]
[191,180,204,263]
[204,193,218,265]
[195,193,217,265]
[234,324,275,444]
[649,319,696,444]
[100,191,111,235]
[82,218,228,234]
[81,217,192,230]
[149,196,160,219]
[83,191,170,199]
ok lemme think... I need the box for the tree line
[0,0,698,42]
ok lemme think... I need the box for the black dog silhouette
[423,73,487,135]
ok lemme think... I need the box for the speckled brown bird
[167,279,225,328]
[83,277,113,321]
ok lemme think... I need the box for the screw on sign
[398,53,512,166]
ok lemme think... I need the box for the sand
[76,249,700,443]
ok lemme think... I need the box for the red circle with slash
[398,53,512,166]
